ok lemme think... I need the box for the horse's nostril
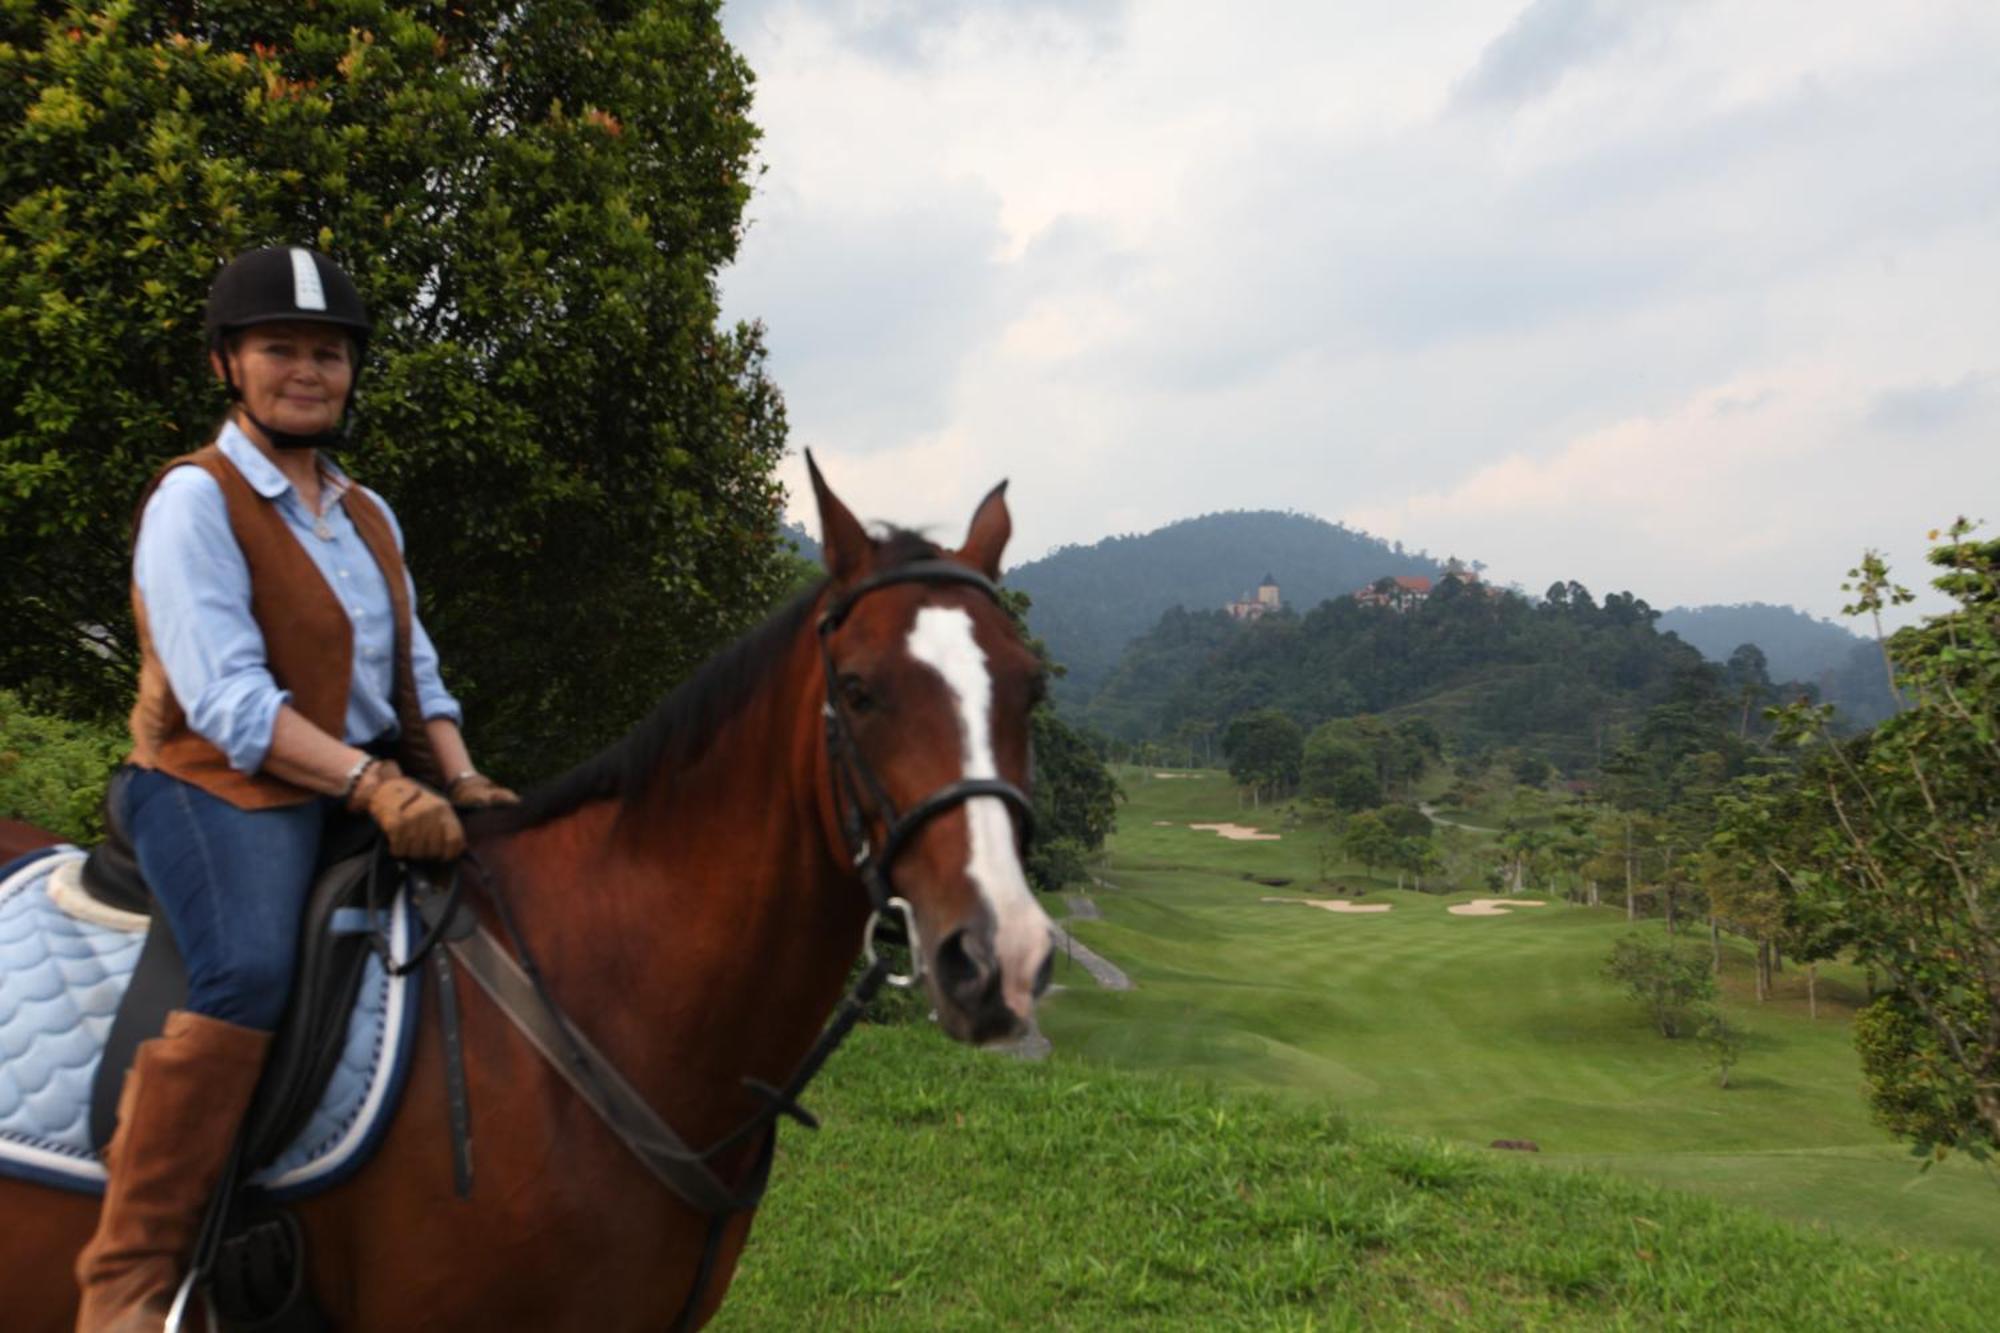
[934,926,997,1010]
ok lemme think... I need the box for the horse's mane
[474,528,944,835]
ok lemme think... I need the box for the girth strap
[445,923,746,1216]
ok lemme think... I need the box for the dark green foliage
[1301,714,1437,807]
[1765,525,2000,1158]
[0,689,125,841]
[1091,575,1783,779]
[1659,602,1860,685]
[1008,510,1442,707]
[1697,1006,1744,1088]
[1025,705,1119,893]
[2,2,788,780]
[1221,707,1301,800]
[996,589,1119,892]
[1605,931,1717,1038]
[1302,730,1379,809]
[1853,994,1989,1158]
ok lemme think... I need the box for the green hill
[1657,602,1862,683]
[1083,574,1744,771]
[1007,511,1442,706]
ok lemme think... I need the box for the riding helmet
[205,246,370,356]
[204,246,370,449]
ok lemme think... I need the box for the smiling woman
[62,245,519,1329]
[215,323,356,449]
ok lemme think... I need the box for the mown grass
[715,1025,2000,1330]
[1042,768,2000,1263]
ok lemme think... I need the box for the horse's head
[807,456,1055,1044]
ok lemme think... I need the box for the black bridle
[816,559,1037,982]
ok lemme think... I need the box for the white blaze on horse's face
[905,605,1053,1021]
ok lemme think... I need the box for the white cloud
[721,0,2000,623]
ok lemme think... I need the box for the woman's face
[211,322,355,439]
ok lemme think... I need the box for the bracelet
[338,755,380,802]
[446,769,480,794]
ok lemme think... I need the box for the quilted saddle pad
[0,847,421,1200]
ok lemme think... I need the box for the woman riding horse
[75,246,518,1331]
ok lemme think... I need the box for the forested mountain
[1005,511,1442,704]
[1087,577,1812,772]
[780,522,822,563]
[1657,603,1862,682]
[1657,603,1898,727]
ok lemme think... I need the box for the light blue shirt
[133,421,462,774]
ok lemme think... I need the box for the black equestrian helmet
[203,246,371,361]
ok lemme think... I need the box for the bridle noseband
[816,559,1037,984]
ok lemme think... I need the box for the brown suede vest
[128,445,440,808]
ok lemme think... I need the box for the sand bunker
[1151,771,1205,779]
[1263,896,1391,915]
[1448,898,1549,917]
[1189,822,1282,841]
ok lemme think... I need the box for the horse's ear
[958,480,1011,581]
[807,450,871,584]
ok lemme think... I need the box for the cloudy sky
[717,0,1999,623]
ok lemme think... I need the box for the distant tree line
[1089,573,1834,773]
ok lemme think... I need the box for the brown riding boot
[74,1010,272,1333]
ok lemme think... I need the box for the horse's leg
[0,1181,99,1331]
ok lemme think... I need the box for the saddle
[83,767,394,1170]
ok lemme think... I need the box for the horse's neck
[482,657,862,1151]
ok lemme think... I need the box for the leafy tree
[1697,1006,1744,1089]
[1223,708,1302,804]
[0,689,125,841]
[1508,749,1554,788]
[2,2,788,779]
[1605,931,1718,1038]
[1301,727,1380,810]
[999,589,1120,893]
[1768,524,2000,1158]
[1339,810,1399,879]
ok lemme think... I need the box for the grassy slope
[1039,768,2000,1263]
[716,1025,1999,1331]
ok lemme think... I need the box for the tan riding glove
[447,773,520,809]
[348,760,466,861]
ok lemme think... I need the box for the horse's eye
[840,674,874,713]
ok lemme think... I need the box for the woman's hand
[447,772,520,808]
[349,760,466,860]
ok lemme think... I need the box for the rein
[424,561,1036,1331]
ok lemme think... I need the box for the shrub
[0,690,125,843]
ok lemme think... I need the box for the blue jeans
[121,767,327,1030]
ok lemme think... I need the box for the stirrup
[163,1270,221,1333]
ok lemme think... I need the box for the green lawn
[716,1025,2000,1331]
[1039,767,2000,1263]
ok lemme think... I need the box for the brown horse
[0,463,1054,1330]
[0,817,67,863]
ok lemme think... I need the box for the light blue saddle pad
[0,846,422,1200]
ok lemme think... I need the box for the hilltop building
[1227,574,1281,621]
[1354,557,1495,612]
[1354,575,1433,612]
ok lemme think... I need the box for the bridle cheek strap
[815,563,1038,926]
